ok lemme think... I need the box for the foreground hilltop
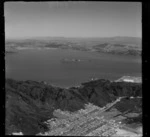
[5,78,142,135]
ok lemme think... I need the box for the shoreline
[5,75,142,89]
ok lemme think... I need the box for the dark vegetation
[124,114,142,124]
[5,78,142,135]
[44,43,67,48]
[113,98,142,113]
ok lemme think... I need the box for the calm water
[6,49,141,87]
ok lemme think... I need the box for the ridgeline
[5,78,142,135]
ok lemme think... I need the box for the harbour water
[5,49,141,87]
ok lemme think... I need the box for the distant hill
[93,43,141,56]
[5,36,142,45]
[5,36,142,56]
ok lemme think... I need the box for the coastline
[41,75,142,89]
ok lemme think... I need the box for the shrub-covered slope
[5,78,142,135]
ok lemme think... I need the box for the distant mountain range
[5,36,142,56]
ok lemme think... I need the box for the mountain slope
[5,78,142,135]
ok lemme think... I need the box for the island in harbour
[61,58,82,63]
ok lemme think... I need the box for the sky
[4,2,142,38]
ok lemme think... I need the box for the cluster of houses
[38,103,121,136]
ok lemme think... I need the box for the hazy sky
[5,2,141,38]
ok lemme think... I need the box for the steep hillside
[5,78,142,135]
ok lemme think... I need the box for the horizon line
[5,35,142,40]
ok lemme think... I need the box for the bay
[5,49,141,87]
